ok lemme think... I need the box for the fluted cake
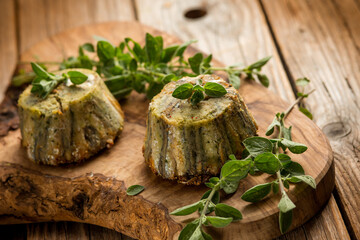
[143,75,258,185]
[18,69,124,165]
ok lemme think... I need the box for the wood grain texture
[17,0,136,53]
[0,0,17,102]
[0,22,334,240]
[135,0,349,239]
[261,0,360,238]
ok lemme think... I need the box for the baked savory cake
[143,74,258,185]
[18,69,124,165]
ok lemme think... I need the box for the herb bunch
[14,33,271,100]
[172,79,227,106]
[30,62,88,98]
[171,87,315,239]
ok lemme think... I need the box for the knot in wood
[322,122,351,140]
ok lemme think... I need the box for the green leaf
[178,220,202,240]
[31,62,54,79]
[191,89,205,106]
[97,41,115,61]
[272,181,279,194]
[201,190,220,204]
[172,83,194,99]
[146,81,164,99]
[299,107,313,120]
[229,73,240,89]
[202,54,212,69]
[126,185,145,196]
[175,39,197,58]
[205,216,233,228]
[161,45,179,63]
[145,33,159,63]
[283,180,290,189]
[81,43,95,52]
[289,175,316,189]
[282,161,305,176]
[210,177,220,184]
[254,152,282,174]
[161,74,176,84]
[297,92,309,98]
[204,82,227,97]
[296,77,310,87]
[283,126,292,141]
[266,117,280,136]
[189,53,203,74]
[201,229,213,240]
[215,203,242,221]
[124,38,145,62]
[129,59,138,72]
[278,193,296,213]
[193,85,205,91]
[241,183,272,202]
[220,160,251,194]
[243,136,273,157]
[67,71,88,84]
[278,153,291,165]
[280,139,307,154]
[257,73,269,87]
[279,210,293,234]
[247,56,272,70]
[170,201,202,216]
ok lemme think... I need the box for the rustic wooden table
[0,0,358,239]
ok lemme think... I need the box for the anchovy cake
[18,69,124,165]
[143,75,258,185]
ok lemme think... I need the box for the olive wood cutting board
[0,22,334,240]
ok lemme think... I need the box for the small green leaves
[220,160,251,194]
[178,220,202,240]
[279,210,293,234]
[172,80,227,106]
[241,183,272,202]
[296,77,310,87]
[243,137,273,157]
[188,53,203,74]
[31,62,54,79]
[204,82,227,97]
[172,83,194,99]
[266,117,281,136]
[81,43,95,53]
[170,201,203,216]
[126,185,145,196]
[299,107,313,119]
[97,40,115,61]
[205,216,233,228]
[229,73,241,89]
[278,193,296,213]
[280,139,308,154]
[254,152,282,174]
[247,56,272,71]
[289,175,316,189]
[67,71,88,84]
[215,203,242,221]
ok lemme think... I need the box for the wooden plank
[135,0,350,239]
[0,0,17,102]
[17,0,136,53]
[261,0,360,238]
[27,222,89,240]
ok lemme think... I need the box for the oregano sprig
[30,62,88,98]
[14,33,272,100]
[172,79,227,106]
[171,82,316,239]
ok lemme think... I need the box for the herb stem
[284,89,315,119]
[199,183,219,225]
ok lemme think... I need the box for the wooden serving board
[0,22,334,240]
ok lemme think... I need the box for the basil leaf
[126,185,145,196]
[170,201,202,216]
[266,117,280,136]
[67,71,88,84]
[280,139,307,154]
[241,183,272,202]
[190,89,205,106]
[31,62,54,79]
[289,175,316,189]
[204,82,227,97]
[296,77,310,86]
[229,73,240,89]
[189,53,203,74]
[243,136,273,157]
[172,83,194,99]
[279,210,293,234]
[205,216,233,228]
[247,56,272,70]
[299,107,313,120]
[97,41,115,61]
[254,152,282,174]
[215,203,242,221]
[278,193,296,213]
